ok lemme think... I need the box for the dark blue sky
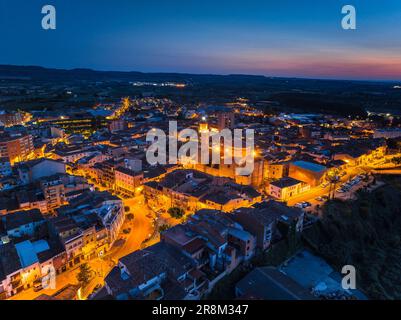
[1,0,401,80]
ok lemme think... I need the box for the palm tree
[327,170,340,200]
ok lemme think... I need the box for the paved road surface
[10,195,154,300]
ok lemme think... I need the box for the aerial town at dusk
[1,0,401,308]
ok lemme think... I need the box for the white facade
[18,159,66,184]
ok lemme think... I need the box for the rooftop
[236,266,316,300]
[292,160,327,172]
[280,250,368,300]
[15,240,50,268]
[1,209,44,231]
[270,177,302,188]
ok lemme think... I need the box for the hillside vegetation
[304,176,401,299]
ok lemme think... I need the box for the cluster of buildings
[235,250,367,300]
[144,169,262,214]
[0,129,34,165]
[0,188,124,299]
[0,110,31,127]
[0,156,124,298]
[102,200,304,300]
[0,158,91,215]
[251,114,387,201]
[1,95,400,301]
[0,99,391,206]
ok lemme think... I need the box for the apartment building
[0,133,34,165]
[114,166,144,198]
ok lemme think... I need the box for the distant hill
[0,64,270,84]
[1,64,400,116]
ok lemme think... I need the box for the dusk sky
[1,0,401,80]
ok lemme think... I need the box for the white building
[373,128,401,139]
[17,158,66,184]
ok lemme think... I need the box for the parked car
[33,281,43,292]
[93,284,102,291]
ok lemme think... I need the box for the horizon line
[1,63,400,84]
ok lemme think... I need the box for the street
[9,194,155,300]
[8,158,399,300]
[287,166,370,214]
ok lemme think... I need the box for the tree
[168,207,185,219]
[77,263,92,288]
[386,138,401,152]
[392,156,401,165]
[158,224,171,232]
[303,178,401,299]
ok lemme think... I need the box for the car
[93,284,102,291]
[33,281,43,292]
[315,196,323,202]
[321,195,329,201]
[296,202,310,208]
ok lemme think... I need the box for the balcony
[11,279,22,289]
